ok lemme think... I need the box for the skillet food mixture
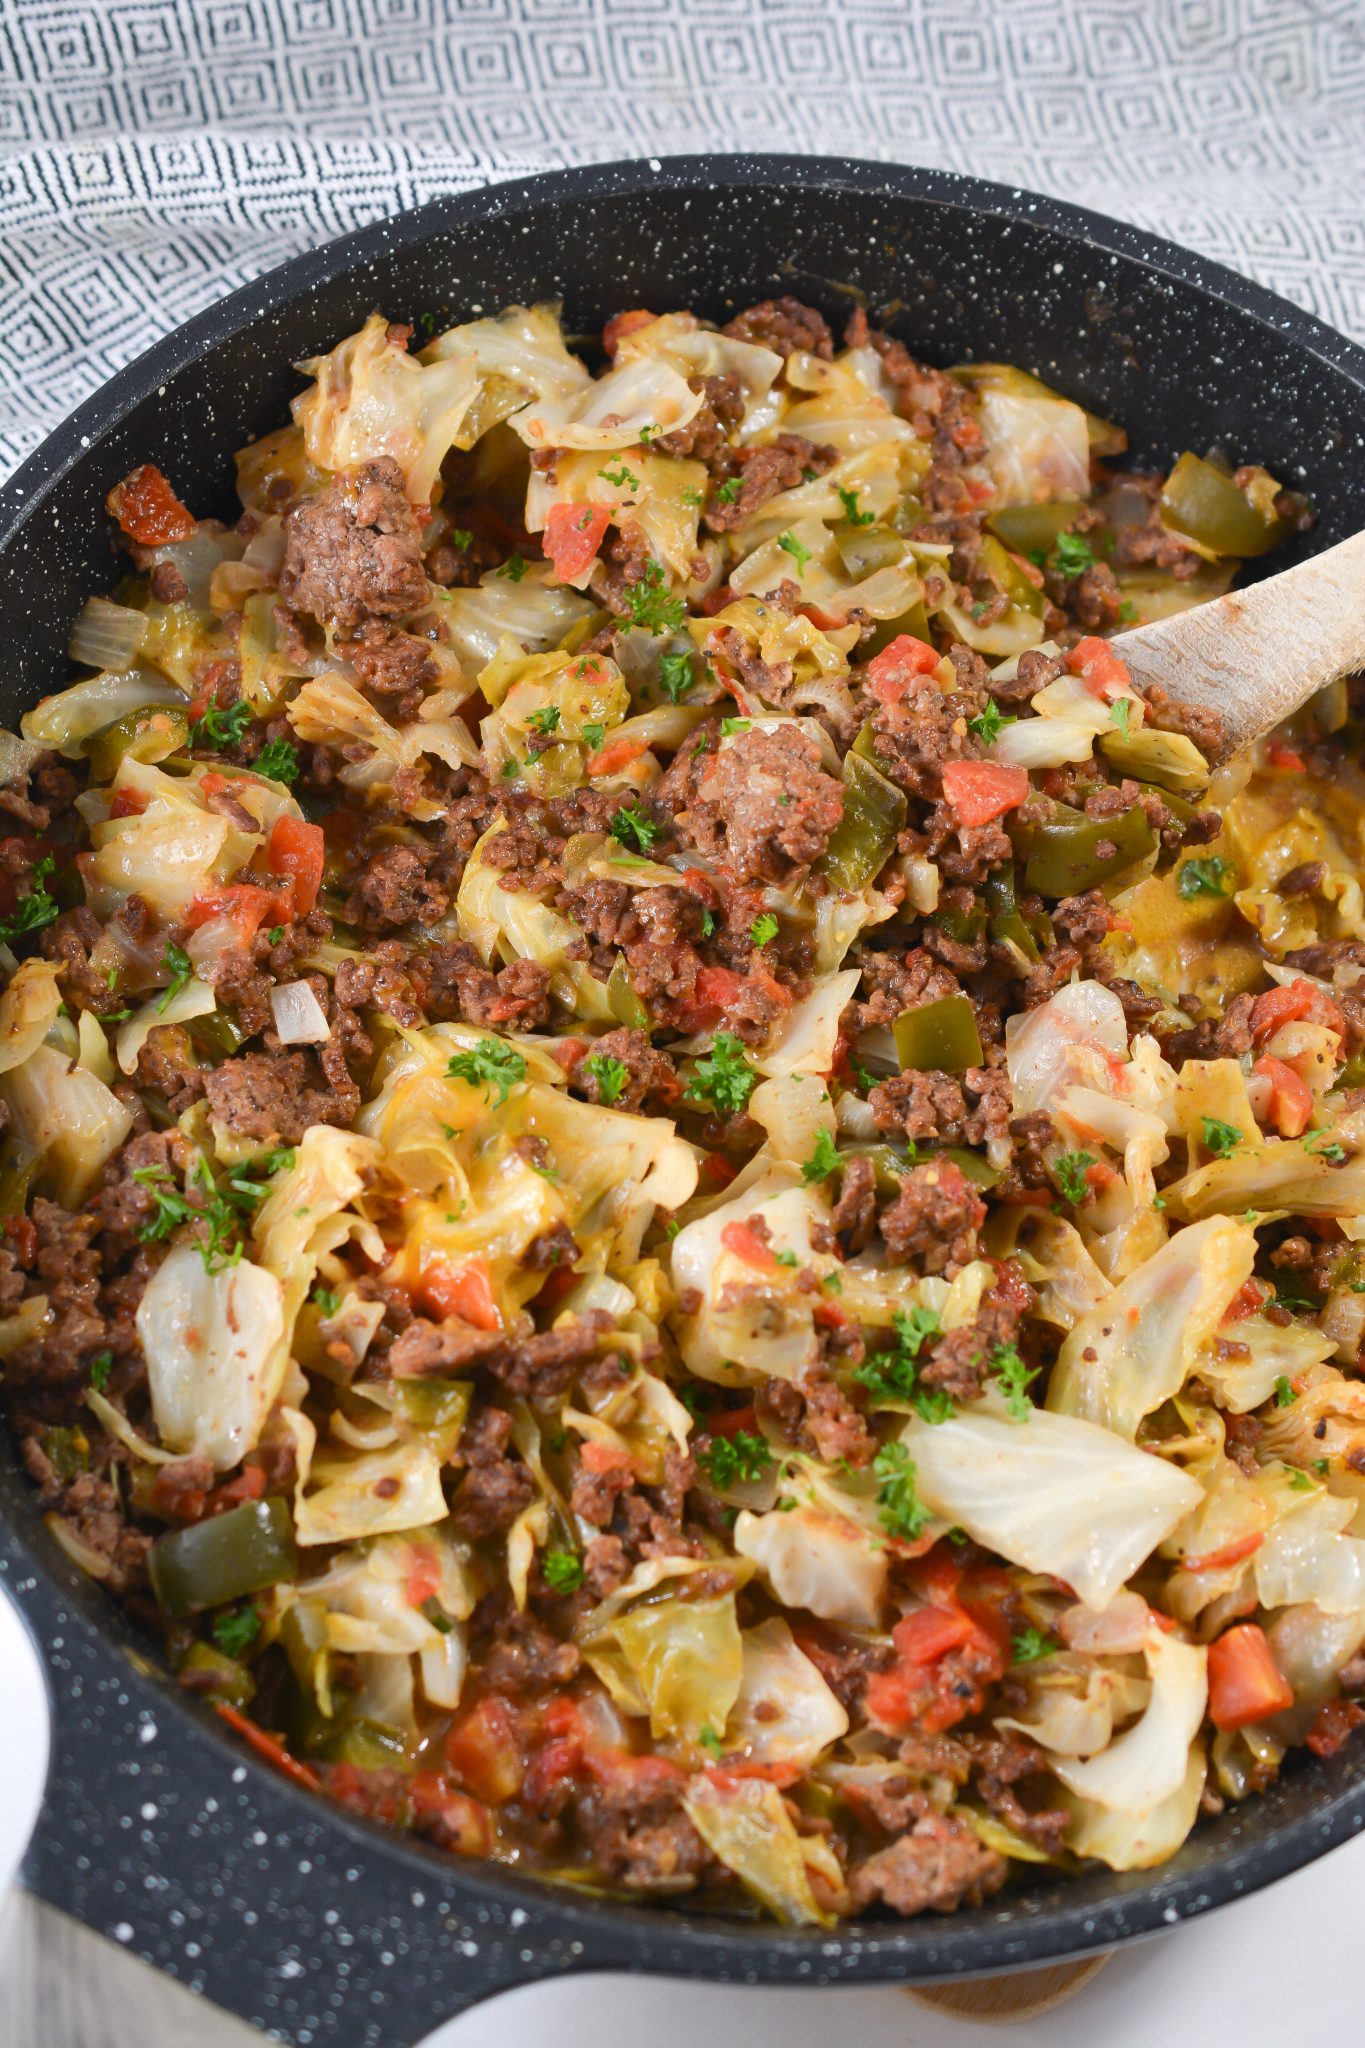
[3,294,1364,1925]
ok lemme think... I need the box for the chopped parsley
[750,911,779,949]
[854,1306,950,1423]
[446,1038,527,1106]
[686,1031,756,1117]
[720,716,751,737]
[157,939,194,1014]
[776,531,812,575]
[190,699,252,749]
[1176,855,1234,899]
[211,1604,261,1658]
[580,721,607,752]
[583,1052,629,1106]
[835,486,874,527]
[609,803,660,854]
[1287,1468,1314,1492]
[1118,598,1138,623]
[990,1342,1039,1422]
[1314,1457,1330,1476]
[615,556,685,636]
[267,924,285,946]
[873,1440,931,1543]
[133,1158,243,1273]
[699,1430,772,1489]
[801,1128,842,1184]
[450,527,474,551]
[1274,1374,1298,1408]
[253,737,299,784]
[88,1349,113,1392]
[714,477,743,506]
[542,1550,585,1594]
[1049,530,1097,579]
[0,854,59,943]
[1110,697,1132,739]
[599,460,640,491]
[774,1248,799,1268]
[1200,1115,1244,1158]
[1052,1149,1096,1206]
[496,552,527,582]
[1011,1627,1056,1664]
[312,1286,340,1316]
[658,650,695,703]
[699,907,716,938]
[967,700,1015,745]
[698,1724,725,1758]
[526,704,562,736]
[1306,1134,1348,1165]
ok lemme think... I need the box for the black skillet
[3,154,1365,2048]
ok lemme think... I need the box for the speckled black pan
[4,153,1365,2048]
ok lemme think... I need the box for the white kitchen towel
[0,0,1362,481]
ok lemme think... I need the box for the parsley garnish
[801,1129,841,1184]
[854,1307,949,1422]
[1011,1627,1056,1664]
[698,1724,725,1758]
[158,940,194,1014]
[836,486,874,527]
[990,1342,1038,1421]
[211,1604,261,1658]
[715,478,743,506]
[190,699,252,750]
[1176,856,1234,899]
[699,1431,772,1489]
[1110,698,1132,739]
[609,803,660,854]
[497,553,527,582]
[1201,1116,1243,1158]
[968,700,1015,745]
[580,721,607,752]
[776,531,812,575]
[543,1550,584,1594]
[446,1038,527,1106]
[720,716,751,737]
[1306,1134,1348,1165]
[1049,530,1096,579]
[686,1031,756,1116]
[450,527,474,551]
[599,461,640,491]
[583,1052,629,1106]
[1053,1149,1096,1206]
[133,1158,243,1273]
[615,557,685,636]
[527,705,561,736]
[254,737,299,785]
[1118,599,1138,624]
[1287,1468,1314,1491]
[750,911,779,950]
[312,1286,340,1316]
[774,1248,798,1268]
[88,1349,113,1392]
[1274,1375,1298,1408]
[0,855,59,943]
[873,1441,931,1543]
[267,924,285,946]
[699,907,716,938]
[658,650,695,703]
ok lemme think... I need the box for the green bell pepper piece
[861,596,934,660]
[893,994,984,1073]
[1159,451,1287,558]
[1015,801,1157,898]
[932,897,988,949]
[984,865,1041,965]
[43,1425,90,1482]
[607,955,649,1031]
[821,750,907,893]
[935,1144,1004,1191]
[0,1142,41,1218]
[178,1640,256,1710]
[83,704,189,783]
[318,1716,412,1771]
[834,524,905,580]
[975,533,1046,618]
[187,1010,248,1060]
[149,1496,298,1618]
[389,1377,471,1458]
[986,499,1085,559]
[280,1594,331,1707]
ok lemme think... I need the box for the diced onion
[270,980,331,1044]
[68,596,148,673]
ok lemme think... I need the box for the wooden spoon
[1112,528,1365,763]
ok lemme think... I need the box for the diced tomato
[702,1152,738,1187]
[797,602,847,632]
[706,1402,758,1440]
[107,463,196,545]
[187,881,280,944]
[542,1696,585,1740]
[1266,740,1306,772]
[522,1736,585,1808]
[1065,636,1132,702]
[544,502,611,582]
[552,1036,590,1073]
[1221,1278,1268,1324]
[812,1297,851,1330]
[986,1256,1034,1315]
[940,757,1030,828]
[1252,1053,1315,1138]
[267,814,324,915]
[720,1220,777,1271]
[1182,1531,1264,1574]
[404,1542,442,1609]
[108,785,149,819]
[699,582,737,617]
[1207,1623,1295,1730]
[603,308,656,356]
[214,1704,321,1792]
[679,866,721,908]
[707,1759,804,1790]
[1306,1699,1365,1758]
[865,634,941,706]
[408,1771,494,1854]
[888,1604,978,1666]
[580,1439,633,1478]
[444,1696,525,1805]
[1250,977,1345,1048]
[204,1464,267,1516]
[1007,549,1045,590]
[417,1255,500,1331]
[585,733,647,778]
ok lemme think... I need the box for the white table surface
[2,1582,1362,2047]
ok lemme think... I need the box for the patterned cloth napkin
[0,0,1362,478]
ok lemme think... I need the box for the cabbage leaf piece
[734,1504,888,1627]
[509,355,703,453]
[0,1042,133,1204]
[682,1774,840,1926]
[0,959,62,1075]
[136,1244,286,1471]
[614,1590,744,1742]
[728,1618,849,1767]
[293,311,479,504]
[1048,1628,1207,1815]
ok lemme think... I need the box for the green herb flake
[686,1031,756,1117]
[527,704,562,736]
[750,911,779,950]
[873,1441,931,1543]
[1110,697,1132,738]
[854,1306,949,1422]
[967,700,1015,745]
[599,461,640,492]
[776,531,812,575]
[658,650,695,703]
[699,1430,772,1489]
[158,940,194,1014]
[190,699,252,750]
[1201,1115,1244,1158]
[1287,1468,1314,1492]
[991,1342,1039,1422]
[446,1038,528,1106]
[1274,1374,1299,1408]
[720,716,751,737]
[312,1286,340,1316]
[773,1248,799,1268]
[615,557,685,636]
[0,854,60,944]
[1049,530,1097,579]
[714,478,743,506]
[497,552,527,582]
[211,1604,261,1658]
[450,527,474,551]
[609,803,661,854]
[542,1550,585,1595]
[133,1158,244,1274]
[580,721,607,752]
[1176,856,1234,900]
[254,737,299,785]
[1011,1627,1056,1664]
[700,907,716,938]
[697,1724,725,1758]
[583,1051,630,1107]
[88,1349,114,1392]
[801,1129,842,1184]
[1052,1149,1097,1206]
[836,486,875,527]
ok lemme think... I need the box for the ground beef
[569,1028,679,1113]
[869,1066,1011,1153]
[1162,989,1257,1066]
[6,1199,108,1392]
[956,1731,1071,1853]
[722,295,833,360]
[278,458,428,631]
[704,433,836,534]
[848,1812,1006,1917]
[345,844,448,931]
[129,1025,205,1118]
[348,618,438,701]
[582,1532,631,1599]
[333,943,423,1027]
[918,1295,1024,1404]
[844,945,960,1034]
[450,1406,535,1540]
[845,310,986,517]
[390,1309,611,1402]
[407,940,552,1030]
[20,1443,151,1598]
[878,1159,986,1277]
[868,668,985,804]
[1107,474,1204,580]
[41,906,129,1016]
[681,725,843,883]
[830,1153,877,1253]
[593,521,654,613]
[1140,681,1227,758]
[573,1766,712,1892]
[793,1361,875,1467]
[479,1609,581,1698]
[202,1045,359,1143]
[652,372,745,462]
[1049,558,1123,633]
[706,623,793,706]
[91,1129,188,1255]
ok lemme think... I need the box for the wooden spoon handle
[1113,528,1365,762]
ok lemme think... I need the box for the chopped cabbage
[614,1589,744,1742]
[0,1043,133,1203]
[728,1618,848,1766]
[293,311,479,503]
[510,355,702,453]
[1049,1628,1207,1815]
[0,959,62,1075]
[683,1774,837,1927]
[295,1442,450,1547]
[136,1246,287,1471]
[734,1504,888,1627]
